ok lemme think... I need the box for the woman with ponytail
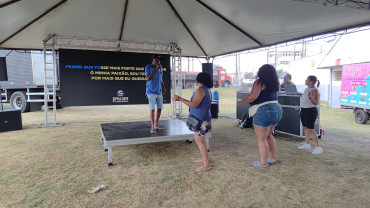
[298,75,323,154]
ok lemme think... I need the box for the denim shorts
[253,103,282,127]
[147,94,163,110]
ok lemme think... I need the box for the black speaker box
[0,109,22,132]
[202,63,213,85]
[0,57,8,81]
[211,101,219,118]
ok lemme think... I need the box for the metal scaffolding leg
[170,51,186,118]
[38,36,63,127]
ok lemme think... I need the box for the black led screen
[59,49,171,107]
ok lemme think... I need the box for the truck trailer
[0,50,61,112]
[339,63,370,124]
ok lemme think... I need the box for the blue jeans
[147,94,163,111]
[253,103,282,127]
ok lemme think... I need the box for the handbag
[248,105,259,117]
[239,112,253,128]
[186,115,202,131]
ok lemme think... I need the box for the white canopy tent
[0,0,369,126]
[0,0,369,57]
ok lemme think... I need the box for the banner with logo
[59,49,171,106]
[340,63,370,107]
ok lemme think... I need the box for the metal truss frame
[292,0,370,10]
[51,36,179,54]
[171,48,184,118]
[213,25,370,60]
[40,35,183,125]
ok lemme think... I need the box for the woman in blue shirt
[173,73,212,172]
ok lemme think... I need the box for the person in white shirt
[298,75,323,154]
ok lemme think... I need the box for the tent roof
[1,0,370,57]
[317,29,370,69]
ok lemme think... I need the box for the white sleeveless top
[300,87,319,108]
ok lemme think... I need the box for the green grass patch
[0,89,369,207]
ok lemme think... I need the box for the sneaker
[298,143,311,150]
[312,147,323,155]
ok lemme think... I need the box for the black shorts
[300,107,318,129]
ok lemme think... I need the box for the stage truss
[40,35,183,127]
[293,0,370,10]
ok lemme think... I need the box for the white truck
[0,50,61,112]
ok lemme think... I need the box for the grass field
[0,88,369,207]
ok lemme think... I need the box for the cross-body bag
[186,114,203,131]
[248,100,278,118]
[186,88,210,131]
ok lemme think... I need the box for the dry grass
[0,89,369,207]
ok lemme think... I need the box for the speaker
[0,57,8,81]
[0,109,22,132]
[210,101,219,118]
[202,63,213,85]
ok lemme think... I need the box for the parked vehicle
[183,67,232,88]
[0,50,61,112]
[339,63,370,124]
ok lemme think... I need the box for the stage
[100,119,211,166]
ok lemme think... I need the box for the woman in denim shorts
[238,64,282,168]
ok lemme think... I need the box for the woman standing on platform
[238,64,282,168]
[298,75,323,154]
[172,73,213,172]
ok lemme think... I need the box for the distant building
[318,29,370,108]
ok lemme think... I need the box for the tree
[244,72,254,79]
[276,69,284,78]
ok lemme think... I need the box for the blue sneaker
[252,161,268,168]
[267,158,277,164]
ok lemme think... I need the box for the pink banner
[340,63,370,107]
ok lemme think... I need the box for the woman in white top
[298,75,323,154]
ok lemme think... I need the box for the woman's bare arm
[173,87,205,108]
[238,80,262,106]
[308,89,320,105]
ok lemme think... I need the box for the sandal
[195,166,211,172]
[267,158,277,165]
[252,161,268,168]
[193,159,203,163]
[155,127,164,130]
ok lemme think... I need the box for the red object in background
[335,59,341,65]
[183,67,233,88]
[320,129,325,136]
[217,68,232,86]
